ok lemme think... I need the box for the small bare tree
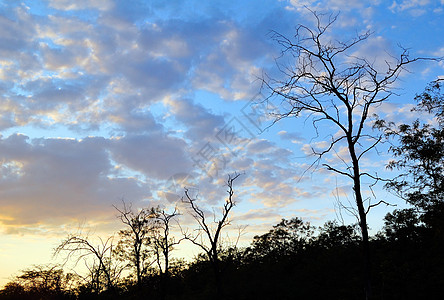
[151,207,183,278]
[262,10,435,299]
[182,173,241,298]
[54,235,122,293]
[150,206,183,300]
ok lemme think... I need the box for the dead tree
[182,173,241,299]
[150,207,183,300]
[54,235,122,293]
[262,10,434,299]
[113,201,156,287]
[151,207,182,278]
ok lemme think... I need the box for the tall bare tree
[182,173,241,299]
[113,201,156,287]
[262,10,434,299]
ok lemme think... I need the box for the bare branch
[181,173,242,296]
[365,200,396,215]
[261,9,439,298]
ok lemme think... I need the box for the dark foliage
[1,213,444,299]
[381,79,444,210]
[0,265,76,300]
[2,180,444,300]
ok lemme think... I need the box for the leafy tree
[0,265,76,300]
[382,209,424,243]
[316,220,360,249]
[382,79,444,211]
[377,80,444,274]
[248,217,313,260]
[374,88,444,298]
[0,282,27,300]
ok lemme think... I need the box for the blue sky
[0,0,443,285]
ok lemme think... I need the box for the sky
[0,0,443,286]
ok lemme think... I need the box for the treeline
[1,206,443,300]
[1,80,443,299]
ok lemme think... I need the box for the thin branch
[365,200,395,215]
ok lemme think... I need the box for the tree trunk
[136,252,141,287]
[349,142,372,299]
[211,252,223,300]
[160,249,169,300]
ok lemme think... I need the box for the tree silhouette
[150,206,182,278]
[113,201,156,287]
[54,234,123,294]
[248,217,313,260]
[316,220,360,249]
[182,173,241,299]
[150,206,183,300]
[0,264,76,300]
[262,10,434,298]
[381,79,444,211]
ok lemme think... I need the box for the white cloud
[191,23,269,101]
[389,0,430,12]
[47,0,114,11]
[286,0,374,28]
